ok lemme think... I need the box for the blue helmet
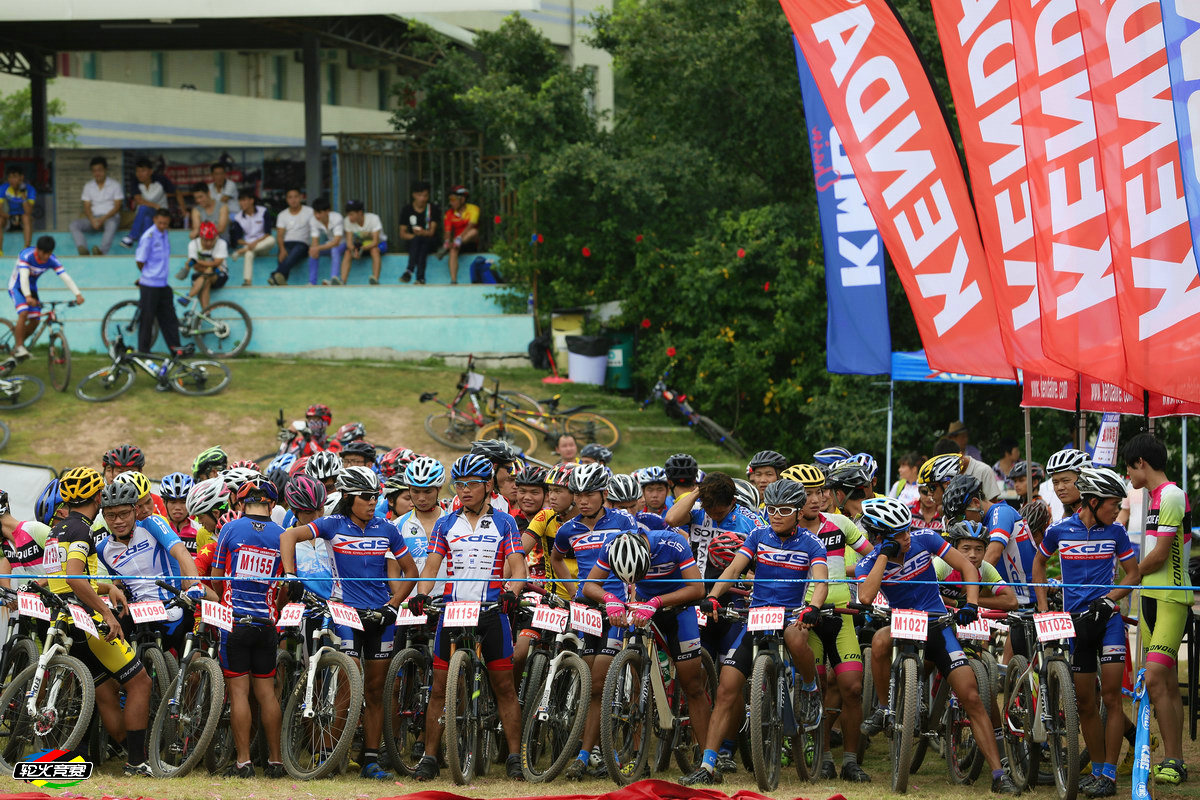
[35,479,62,526]
[812,446,852,466]
[268,452,297,474]
[159,472,194,501]
[451,453,494,481]
[849,452,878,479]
[405,456,446,488]
[638,466,668,486]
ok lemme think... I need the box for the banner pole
[958,383,964,423]
[1025,407,1034,506]
[885,380,895,492]
[1076,381,1086,450]
[1183,417,1189,490]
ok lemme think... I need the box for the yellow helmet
[113,470,152,499]
[780,464,826,490]
[917,454,965,487]
[59,467,105,503]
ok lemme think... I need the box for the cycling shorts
[193,266,229,289]
[336,611,395,661]
[582,624,624,659]
[721,626,757,677]
[701,615,743,664]
[69,610,141,684]
[8,287,40,318]
[433,608,512,671]
[219,622,279,678]
[1140,597,1188,668]
[809,612,863,675]
[1070,612,1126,674]
[117,610,193,658]
[649,606,702,663]
[886,624,968,679]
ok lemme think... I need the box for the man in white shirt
[231,191,275,286]
[207,163,239,218]
[120,159,169,249]
[69,156,124,255]
[184,221,229,310]
[338,200,387,285]
[271,188,315,286]
[308,198,346,286]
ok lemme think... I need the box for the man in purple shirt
[134,208,182,374]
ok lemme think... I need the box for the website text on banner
[793,39,891,377]
[1158,0,1200,267]
[1076,0,1200,403]
[779,0,1014,380]
[1020,373,1200,417]
[1008,0,1129,386]
[927,0,1072,379]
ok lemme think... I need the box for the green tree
[0,83,79,148]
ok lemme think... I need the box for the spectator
[184,221,228,310]
[992,436,1021,491]
[398,180,439,285]
[189,182,229,242]
[70,156,124,256]
[230,189,275,286]
[0,165,36,254]
[308,198,345,286]
[439,185,479,285]
[120,159,169,250]
[207,162,239,218]
[271,188,314,286]
[555,433,579,464]
[945,420,982,461]
[337,199,386,285]
[887,451,924,505]
[135,209,183,373]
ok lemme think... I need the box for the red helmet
[216,508,241,533]
[708,530,746,569]
[378,446,415,478]
[289,455,309,477]
[102,444,145,471]
[306,404,332,424]
[230,459,260,472]
[198,221,218,240]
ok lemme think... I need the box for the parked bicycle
[641,362,747,457]
[101,292,252,358]
[0,299,75,391]
[76,331,231,401]
[420,354,543,451]
[0,363,45,411]
[477,393,620,457]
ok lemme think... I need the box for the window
[214,52,228,94]
[150,52,165,87]
[272,55,287,100]
[325,63,340,106]
[377,69,390,111]
[82,52,98,80]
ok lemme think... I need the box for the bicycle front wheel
[143,646,172,724]
[0,655,95,770]
[0,638,37,688]
[521,652,590,783]
[857,645,874,760]
[383,647,430,777]
[282,649,363,780]
[477,420,539,457]
[600,647,650,785]
[76,364,135,402]
[0,374,44,410]
[891,658,919,793]
[191,301,252,358]
[425,411,480,451]
[946,658,992,784]
[1047,659,1080,800]
[167,359,231,396]
[150,655,224,777]
[0,319,14,359]
[748,655,783,791]
[47,330,71,392]
[565,412,620,449]
[445,648,484,785]
[1003,655,1038,792]
[101,299,154,350]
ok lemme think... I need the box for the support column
[30,69,48,163]
[302,34,322,202]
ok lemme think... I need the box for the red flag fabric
[928,0,1072,379]
[1008,0,1129,384]
[1074,0,1200,402]
[780,0,1014,379]
[1022,372,1080,412]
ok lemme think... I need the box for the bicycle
[76,331,231,401]
[0,363,44,410]
[101,291,253,358]
[438,599,507,785]
[477,393,621,457]
[420,355,543,451]
[382,604,440,777]
[0,299,75,391]
[519,599,590,783]
[0,587,41,687]
[640,362,747,458]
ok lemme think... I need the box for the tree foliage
[0,84,79,148]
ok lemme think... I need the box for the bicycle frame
[299,595,347,721]
[528,628,585,722]
[23,586,91,720]
[17,301,68,350]
[1003,612,1070,746]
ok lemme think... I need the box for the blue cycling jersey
[308,514,410,609]
[596,528,696,601]
[986,502,1037,604]
[97,515,185,621]
[554,507,637,600]
[1038,514,1135,612]
[854,531,951,614]
[213,515,284,620]
[737,527,827,608]
[684,504,765,579]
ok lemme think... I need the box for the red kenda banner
[1075,0,1200,402]
[928,0,1072,379]
[1021,373,1200,415]
[779,0,1014,379]
[1008,0,1129,384]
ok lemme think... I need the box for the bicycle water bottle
[145,360,156,372]
[158,362,169,379]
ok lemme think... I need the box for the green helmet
[192,446,229,478]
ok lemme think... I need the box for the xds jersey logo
[111,537,152,566]
[333,537,392,554]
[883,552,934,582]
[756,546,814,571]
[13,749,92,788]
[1060,540,1117,560]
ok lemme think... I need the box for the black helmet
[826,461,872,492]
[940,475,982,523]
[1020,499,1051,538]
[748,450,788,472]
[664,453,699,485]
[103,443,145,471]
[945,519,988,546]
[470,439,519,467]
[340,440,377,461]
[101,481,140,508]
[1007,460,1045,481]
[579,443,613,464]
[515,465,548,487]
[763,479,807,508]
[265,466,290,499]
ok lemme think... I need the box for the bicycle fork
[24,642,65,718]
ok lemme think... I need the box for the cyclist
[1008,460,1045,503]
[407,454,527,782]
[942,472,1037,610]
[1123,433,1190,785]
[579,443,613,465]
[382,473,412,520]
[281,466,418,780]
[102,444,168,517]
[305,450,343,495]
[848,452,880,492]
[512,464,550,678]
[45,472,154,777]
[394,457,447,583]
[35,478,67,527]
[684,479,828,785]
[339,439,377,469]
[664,471,764,584]
[607,473,642,515]
[335,421,367,447]
[524,464,576,607]
[855,496,1019,795]
[822,461,873,518]
[282,474,333,600]
[192,445,229,482]
[813,445,852,466]
[159,472,197,553]
[455,439,517,513]
[555,432,579,464]
[186,477,230,576]
[638,466,670,515]
[732,478,763,521]
[211,477,287,779]
[1033,467,1141,798]
[665,452,701,505]
[514,464,548,523]
[746,449,788,495]
[913,453,964,531]
[0,488,49,582]
[1046,448,1092,523]
[8,235,85,361]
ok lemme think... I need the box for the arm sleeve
[59,272,80,296]
[144,518,183,551]
[18,266,30,296]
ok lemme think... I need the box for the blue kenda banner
[1160,0,1200,272]
[793,38,891,375]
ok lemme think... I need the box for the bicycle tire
[164,650,179,685]
[167,358,231,396]
[191,301,252,358]
[0,374,44,410]
[0,638,37,688]
[695,414,747,458]
[47,330,71,392]
[424,411,479,451]
[282,649,363,780]
[857,645,874,760]
[521,652,590,783]
[519,649,550,730]
[76,364,135,402]
[891,658,919,793]
[600,647,650,785]
[794,679,824,781]
[382,647,430,776]
[910,675,941,774]
[0,420,10,453]
[0,655,95,770]
[565,412,620,449]
[477,420,539,457]
[143,646,172,725]
[673,648,716,774]
[497,391,543,415]
[205,702,235,775]
[101,299,154,351]
[0,319,14,359]
[445,648,482,785]
[1047,659,1080,800]
[1003,654,1038,792]
[749,655,782,791]
[150,655,224,777]
[946,659,991,784]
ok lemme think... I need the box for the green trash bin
[606,332,634,391]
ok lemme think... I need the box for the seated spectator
[0,165,36,255]
[946,420,982,461]
[184,221,228,310]
[398,180,438,285]
[230,190,275,286]
[120,159,169,250]
[69,156,123,255]
[338,199,387,285]
[309,198,345,286]
[439,185,479,285]
[271,188,314,286]
[189,182,229,242]
[207,162,239,218]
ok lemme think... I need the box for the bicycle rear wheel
[76,364,135,402]
[1047,659,1080,800]
[167,359,231,396]
[946,659,992,784]
[191,301,252,358]
[600,647,650,785]
[281,650,363,780]
[0,374,44,410]
[477,420,539,457]
[425,411,479,451]
[101,299,154,350]
[891,658,919,793]
[445,648,483,785]
[565,412,620,449]
[383,647,430,777]
[518,648,550,731]
[748,655,782,791]
[857,645,875,760]
[497,391,543,414]
[1003,655,1038,792]
[521,652,590,782]
[143,647,172,727]
[0,638,36,688]
[0,319,14,358]
[46,330,71,392]
[150,655,224,777]
[673,648,716,773]
[0,656,95,770]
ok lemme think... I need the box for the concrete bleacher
[3,229,532,359]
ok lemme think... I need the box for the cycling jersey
[554,507,637,600]
[526,508,575,601]
[9,246,65,292]
[307,514,409,609]
[933,558,1006,605]
[804,512,870,606]
[908,498,944,531]
[854,531,951,614]
[45,511,103,595]
[394,508,448,598]
[681,503,765,581]
[171,519,200,555]
[2,520,49,575]
[737,527,827,608]
[97,516,185,622]
[1038,514,1136,613]
[985,502,1037,604]
[1141,482,1191,604]
[429,507,522,603]
[213,515,284,621]
[196,524,217,551]
[596,528,696,601]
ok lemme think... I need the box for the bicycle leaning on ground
[100,291,252,358]
[0,299,75,391]
[75,331,231,401]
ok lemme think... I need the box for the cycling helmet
[192,446,229,477]
[324,491,342,515]
[544,463,574,487]
[102,444,145,471]
[284,475,326,513]
[608,474,641,504]
[638,466,668,487]
[664,453,699,484]
[747,450,788,474]
[306,404,332,424]
[515,465,548,487]
[825,462,872,492]
[221,466,262,492]
[340,440,377,462]
[917,454,964,486]
[230,459,260,472]
[780,463,826,489]
[733,478,761,510]
[405,456,447,489]
[266,467,289,499]
[940,475,983,523]
[101,481,140,508]
[159,472,194,501]
[860,497,913,537]
[1007,460,1046,481]
[35,479,62,525]
[59,467,105,504]
[378,447,417,478]
[812,446,852,465]
[198,221,218,240]
[335,421,366,445]
[113,470,153,498]
[471,439,519,466]
[763,479,807,508]
[289,456,309,478]
[235,474,278,504]
[569,462,610,494]
[383,474,409,498]
[451,453,494,482]
[336,466,382,496]
[1020,499,1051,538]
[1074,466,1126,499]
[0,490,9,516]
[607,531,651,583]
[306,451,343,480]
[946,519,988,546]
[268,452,297,474]
[1046,449,1091,475]
[579,443,613,464]
[216,509,241,531]
[849,452,879,479]
[186,477,229,517]
[708,529,745,568]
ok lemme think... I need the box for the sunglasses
[453,479,487,490]
[765,505,798,517]
[352,493,380,502]
[918,486,934,495]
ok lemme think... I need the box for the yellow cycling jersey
[196,523,217,551]
[527,508,576,602]
[45,511,104,595]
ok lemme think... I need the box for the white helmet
[1075,467,1127,499]
[186,477,229,517]
[607,531,651,583]
[405,456,446,488]
[569,462,611,494]
[324,490,343,515]
[1046,448,1092,475]
[607,474,641,504]
[860,496,913,537]
[221,466,262,492]
[733,478,761,510]
[306,450,344,480]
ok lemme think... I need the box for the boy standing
[0,165,37,255]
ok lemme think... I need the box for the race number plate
[696,607,708,628]
[328,601,364,631]
[957,618,991,642]
[873,593,890,610]
[394,606,428,626]
[201,600,234,632]
[278,602,305,628]
[747,606,786,632]
[891,609,928,641]
[1034,612,1075,642]
[570,602,604,636]
[16,592,50,621]
[68,605,99,638]
[532,604,569,634]
[128,600,169,624]
[442,601,481,628]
